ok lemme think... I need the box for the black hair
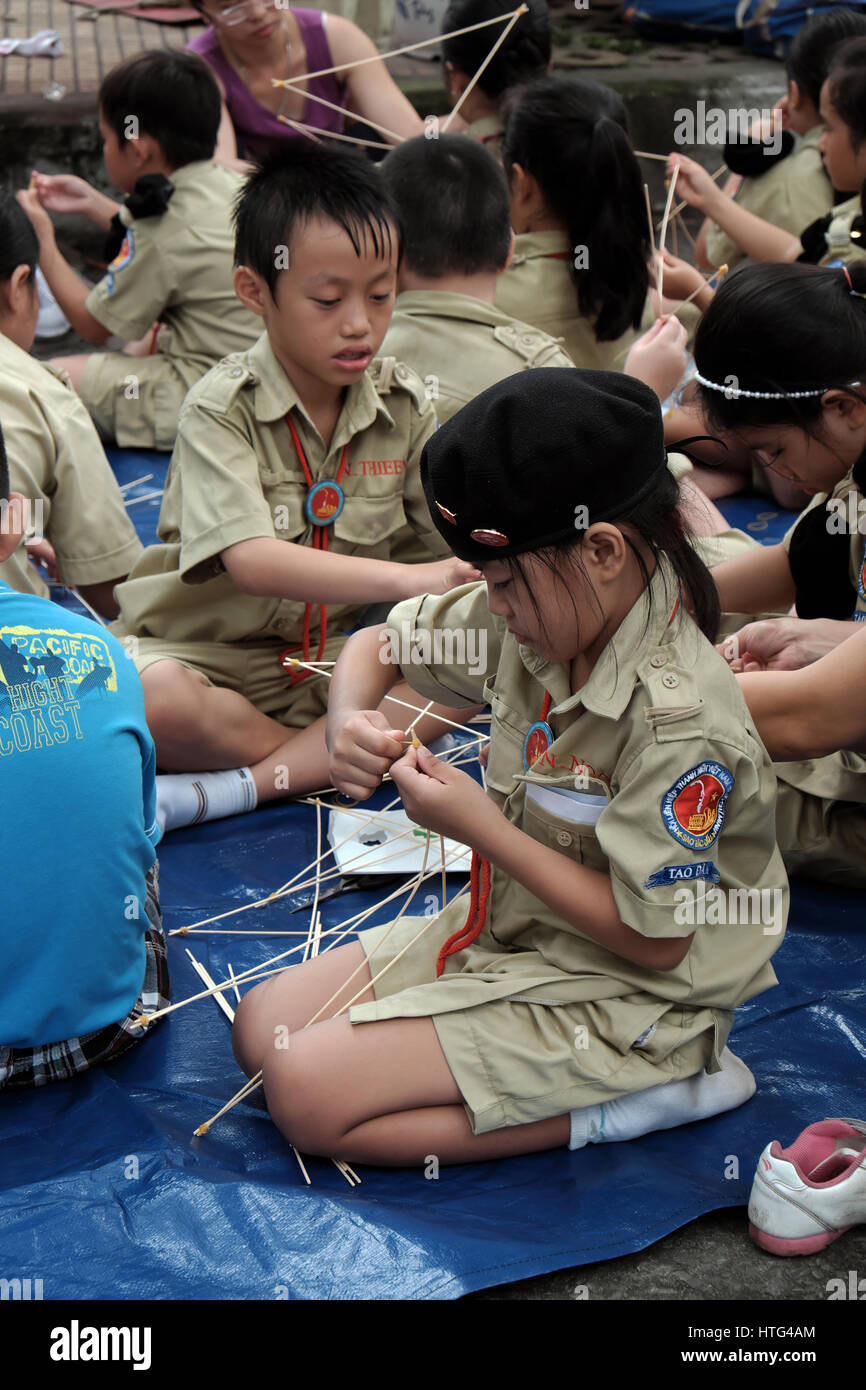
[233,144,402,300]
[0,192,39,284]
[441,0,550,99]
[826,35,866,149]
[99,50,221,169]
[694,259,866,437]
[502,74,650,342]
[0,422,8,503]
[786,7,866,110]
[379,135,511,276]
[505,465,720,645]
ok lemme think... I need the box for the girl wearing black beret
[232,369,787,1169]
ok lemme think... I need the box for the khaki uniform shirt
[0,333,142,598]
[463,113,504,164]
[380,289,575,424]
[113,333,448,646]
[85,160,259,389]
[816,193,866,268]
[706,126,833,272]
[366,561,786,1054]
[493,229,656,370]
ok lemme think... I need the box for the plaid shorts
[0,863,170,1090]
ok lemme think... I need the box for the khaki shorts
[350,911,726,1136]
[130,632,351,728]
[80,352,189,452]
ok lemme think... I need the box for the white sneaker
[748,1117,866,1255]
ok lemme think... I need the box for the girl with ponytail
[495,74,655,370]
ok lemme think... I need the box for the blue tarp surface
[2,452,862,1300]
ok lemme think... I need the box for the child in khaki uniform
[113,145,479,833]
[0,196,141,618]
[439,0,551,165]
[695,9,866,273]
[494,75,657,372]
[379,135,574,424]
[17,51,259,452]
[696,260,866,884]
[231,370,785,1168]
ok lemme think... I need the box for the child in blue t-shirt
[0,426,167,1086]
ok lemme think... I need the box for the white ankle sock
[156,767,257,834]
[568,1046,756,1150]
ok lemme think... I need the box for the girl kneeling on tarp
[232,369,787,1166]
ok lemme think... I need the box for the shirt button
[662,673,679,688]
[556,830,573,847]
[650,654,668,668]
[228,367,243,378]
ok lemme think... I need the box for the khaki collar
[164,160,220,190]
[246,333,396,447]
[519,558,684,720]
[510,229,571,265]
[392,289,512,328]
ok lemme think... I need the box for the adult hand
[717,617,856,671]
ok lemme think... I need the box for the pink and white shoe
[748,1117,866,1256]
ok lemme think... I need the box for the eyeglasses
[206,0,275,27]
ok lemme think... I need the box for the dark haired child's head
[694,260,866,495]
[441,0,550,111]
[784,7,866,133]
[502,74,650,342]
[98,50,222,191]
[0,193,40,351]
[379,136,512,284]
[820,35,866,191]
[422,369,719,655]
[233,145,402,388]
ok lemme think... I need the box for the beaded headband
[693,371,835,400]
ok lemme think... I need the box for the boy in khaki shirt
[17,51,259,451]
[379,135,574,425]
[113,145,478,833]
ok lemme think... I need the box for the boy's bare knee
[141,660,209,737]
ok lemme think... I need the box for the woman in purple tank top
[188,0,423,162]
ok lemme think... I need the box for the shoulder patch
[660,761,734,852]
[106,230,135,295]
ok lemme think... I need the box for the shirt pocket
[332,491,407,553]
[258,483,307,543]
[520,778,611,874]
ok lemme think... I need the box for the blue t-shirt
[0,583,160,1047]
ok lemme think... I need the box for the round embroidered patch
[523,720,554,770]
[660,761,734,852]
[305,480,345,526]
[109,230,135,272]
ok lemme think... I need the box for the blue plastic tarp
[1,451,861,1300]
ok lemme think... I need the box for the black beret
[421,368,668,563]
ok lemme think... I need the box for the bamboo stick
[272,6,529,87]
[441,5,528,132]
[277,114,392,151]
